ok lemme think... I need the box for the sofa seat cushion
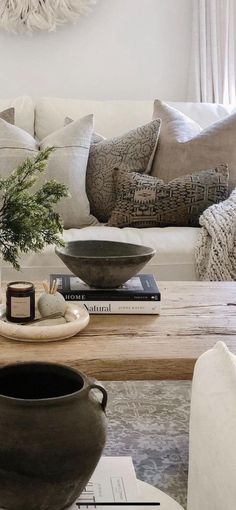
[1,226,200,282]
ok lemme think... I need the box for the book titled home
[50,273,161,315]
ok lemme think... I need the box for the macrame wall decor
[0,0,97,33]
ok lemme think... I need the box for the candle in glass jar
[6,281,35,323]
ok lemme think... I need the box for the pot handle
[87,383,108,412]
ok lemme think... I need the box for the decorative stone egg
[38,292,67,318]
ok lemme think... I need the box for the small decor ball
[38,280,67,318]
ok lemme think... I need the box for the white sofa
[2,96,235,282]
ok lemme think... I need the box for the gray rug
[103,381,192,509]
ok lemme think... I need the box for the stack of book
[50,273,161,314]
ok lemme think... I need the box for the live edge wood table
[0,281,236,380]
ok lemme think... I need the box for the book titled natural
[50,274,161,315]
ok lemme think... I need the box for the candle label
[11,297,31,318]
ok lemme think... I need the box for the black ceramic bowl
[55,240,156,288]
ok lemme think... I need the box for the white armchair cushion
[187,341,236,510]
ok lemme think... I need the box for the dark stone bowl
[55,240,156,288]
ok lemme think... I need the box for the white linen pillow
[40,114,97,229]
[0,115,96,230]
[64,116,105,144]
[0,119,37,177]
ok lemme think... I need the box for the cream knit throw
[195,189,236,280]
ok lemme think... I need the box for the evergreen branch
[0,147,69,269]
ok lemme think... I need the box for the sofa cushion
[0,108,14,124]
[40,115,98,229]
[1,225,199,282]
[187,341,236,510]
[0,96,34,135]
[108,165,229,228]
[35,97,154,140]
[152,100,236,192]
[86,120,161,222]
[0,119,37,177]
[35,98,236,140]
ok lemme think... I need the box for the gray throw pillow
[86,119,161,222]
[152,99,236,192]
[108,165,229,228]
[0,108,15,124]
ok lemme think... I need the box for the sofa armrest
[187,341,236,510]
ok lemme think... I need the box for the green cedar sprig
[0,147,69,270]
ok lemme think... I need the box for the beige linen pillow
[65,117,105,144]
[0,115,96,230]
[0,108,14,124]
[108,165,229,228]
[152,99,236,192]
[0,118,37,178]
[40,114,97,229]
[86,119,161,222]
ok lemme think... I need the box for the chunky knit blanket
[195,190,236,280]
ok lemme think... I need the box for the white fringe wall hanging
[0,0,97,33]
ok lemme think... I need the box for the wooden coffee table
[0,281,235,380]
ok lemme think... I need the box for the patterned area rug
[103,381,192,509]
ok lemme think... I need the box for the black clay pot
[0,362,107,510]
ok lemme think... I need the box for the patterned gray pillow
[86,119,161,222]
[108,164,229,228]
[0,108,14,124]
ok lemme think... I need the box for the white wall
[0,0,193,101]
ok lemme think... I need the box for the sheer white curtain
[188,0,236,103]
